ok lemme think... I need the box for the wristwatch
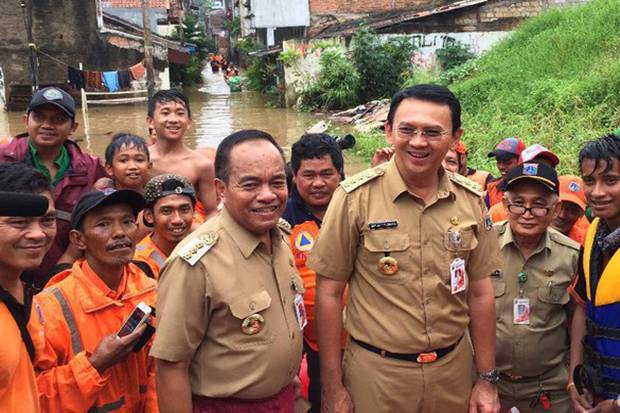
[479,369,500,384]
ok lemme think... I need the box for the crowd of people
[1,82,620,413]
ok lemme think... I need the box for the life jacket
[583,217,620,398]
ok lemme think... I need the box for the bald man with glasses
[492,162,579,412]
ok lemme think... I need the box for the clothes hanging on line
[86,71,103,90]
[67,67,85,90]
[118,70,132,89]
[102,71,120,92]
[129,62,146,80]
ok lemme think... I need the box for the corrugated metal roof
[314,0,488,38]
[102,0,170,8]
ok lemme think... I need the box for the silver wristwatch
[479,369,500,384]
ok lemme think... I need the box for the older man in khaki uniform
[309,84,504,413]
[151,130,305,413]
[493,162,579,412]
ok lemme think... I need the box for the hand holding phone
[117,302,152,338]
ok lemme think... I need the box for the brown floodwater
[0,70,368,173]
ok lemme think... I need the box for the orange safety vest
[134,234,168,280]
[484,179,504,209]
[289,220,346,352]
[0,302,40,413]
[28,260,158,413]
[467,170,492,191]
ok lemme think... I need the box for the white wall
[253,0,309,28]
[380,31,510,67]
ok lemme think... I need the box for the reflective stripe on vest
[149,249,165,268]
[87,396,125,413]
[50,287,84,354]
[55,209,72,222]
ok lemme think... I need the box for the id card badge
[450,258,467,294]
[294,293,308,330]
[513,298,530,325]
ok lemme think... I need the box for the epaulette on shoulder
[340,165,386,193]
[277,218,292,235]
[549,229,580,251]
[448,172,482,197]
[177,231,219,266]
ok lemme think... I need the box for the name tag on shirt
[294,294,307,330]
[513,298,530,325]
[450,258,467,294]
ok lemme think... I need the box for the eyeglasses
[506,203,551,217]
[397,126,448,141]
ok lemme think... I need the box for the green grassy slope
[453,0,620,174]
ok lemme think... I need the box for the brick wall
[310,0,436,14]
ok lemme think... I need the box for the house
[226,0,310,47]
[0,0,189,111]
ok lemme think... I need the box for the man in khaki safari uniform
[493,162,578,412]
[151,130,305,413]
[308,84,504,413]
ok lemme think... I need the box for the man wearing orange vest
[135,174,197,279]
[0,163,57,413]
[484,137,525,208]
[282,134,345,413]
[28,189,158,413]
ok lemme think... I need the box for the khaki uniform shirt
[307,158,503,353]
[150,208,304,399]
[493,221,579,377]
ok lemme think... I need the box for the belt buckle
[416,351,437,363]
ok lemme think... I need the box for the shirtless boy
[146,90,217,218]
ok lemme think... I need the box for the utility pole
[179,0,186,45]
[142,0,155,97]
[20,0,38,93]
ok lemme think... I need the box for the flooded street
[0,70,368,173]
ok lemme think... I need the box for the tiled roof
[102,0,170,8]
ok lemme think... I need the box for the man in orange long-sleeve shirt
[29,189,158,413]
[0,163,57,413]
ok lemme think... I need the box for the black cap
[27,87,76,120]
[71,189,145,229]
[501,162,559,195]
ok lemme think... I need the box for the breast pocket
[535,284,570,325]
[360,232,411,283]
[228,290,275,349]
[442,226,478,283]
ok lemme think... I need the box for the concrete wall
[103,7,167,31]
[253,0,310,28]
[282,38,346,107]
[381,31,510,66]
[0,0,167,109]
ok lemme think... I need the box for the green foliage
[351,27,416,102]
[168,14,217,86]
[435,41,475,70]
[236,36,260,55]
[448,0,620,174]
[299,48,360,111]
[352,131,387,160]
[224,17,241,36]
[437,59,479,85]
[244,57,279,95]
[278,49,302,67]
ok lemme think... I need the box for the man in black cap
[485,137,526,209]
[135,174,197,279]
[28,188,158,412]
[492,162,579,412]
[0,87,108,287]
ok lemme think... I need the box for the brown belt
[352,336,462,364]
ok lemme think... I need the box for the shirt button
[292,332,296,339]
[282,297,287,305]
[249,302,256,311]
